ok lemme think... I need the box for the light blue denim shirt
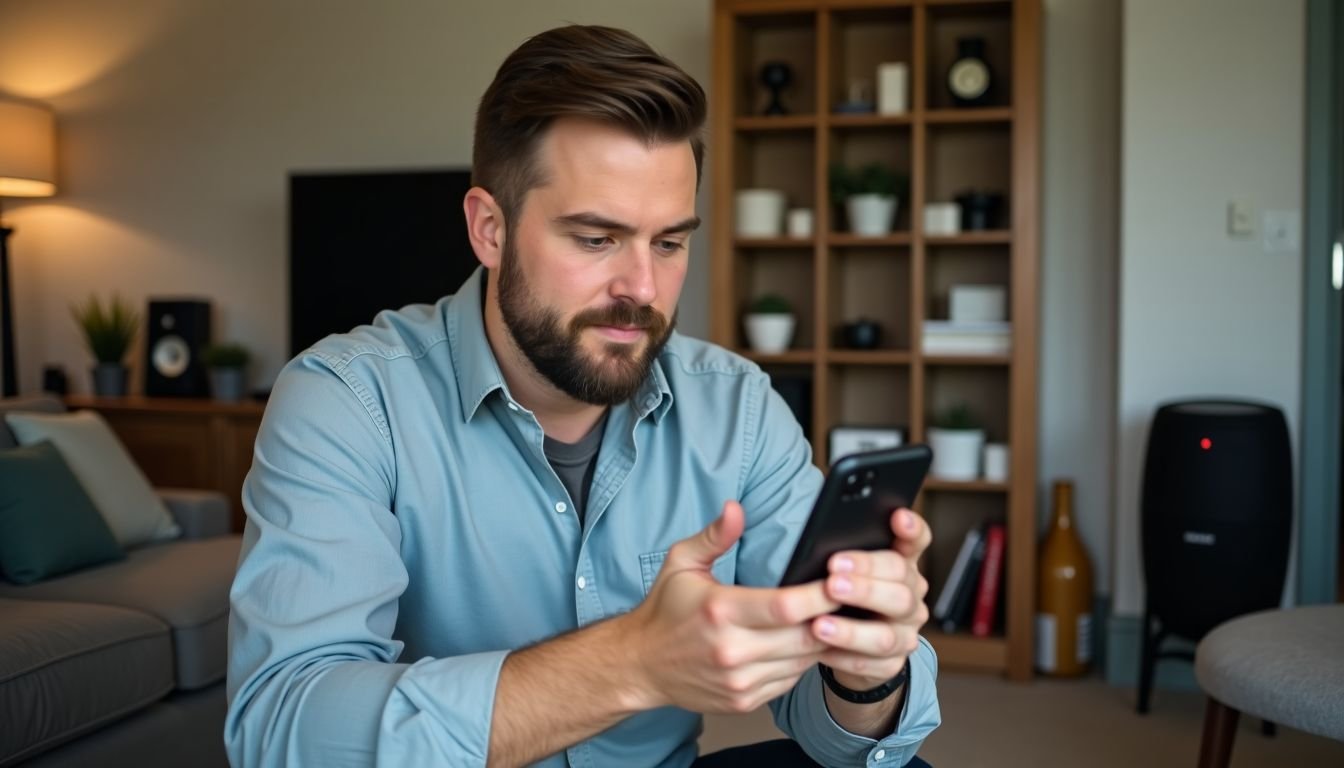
[225,267,940,767]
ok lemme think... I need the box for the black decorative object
[759,61,793,116]
[947,37,992,107]
[841,319,883,349]
[41,365,67,395]
[954,191,1004,231]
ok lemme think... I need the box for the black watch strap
[819,660,909,704]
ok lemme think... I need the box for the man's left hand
[811,508,932,691]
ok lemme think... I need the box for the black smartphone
[778,444,933,616]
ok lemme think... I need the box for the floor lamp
[0,99,58,397]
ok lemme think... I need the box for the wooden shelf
[827,350,913,365]
[734,237,814,249]
[923,354,1012,366]
[828,232,913,247]
[741,350,815,365]
[734,115,817,131]
[925,107,1013,124]
[924,230,1012,245]
[925,478,1010,493]
[922,629,1009,672]
[713,0,1039,681]
[829,113,914,129]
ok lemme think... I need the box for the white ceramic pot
[846,194,899,236]
[927,427,985,481]
[744,313,796,354]
[735,189,787,237]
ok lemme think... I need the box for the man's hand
[812,508,932,691]
[625,500,840,714]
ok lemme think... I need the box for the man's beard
[496,241,675,406]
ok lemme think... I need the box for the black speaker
[1136,399,1291,713]
[145,300,211,397]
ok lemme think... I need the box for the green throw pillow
[0,440,124,584]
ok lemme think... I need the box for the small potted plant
[743,294,796,354]
[70,294,139,397]
[830,163,906,236]
[202,342,251,402]
[927,403,985,480]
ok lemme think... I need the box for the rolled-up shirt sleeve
[224,353,504,767]
[735,375,942,767]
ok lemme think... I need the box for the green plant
[70,294,139,364]
[829,163,909,206]
[202,342,251,369]
[934,403,980,431]
[748,294,792,315]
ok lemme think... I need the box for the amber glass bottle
[1036,480,1094,676]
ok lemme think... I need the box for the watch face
[949,59,989,99]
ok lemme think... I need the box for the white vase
[846,194,899,236]
[927,427,985,481]
[744,313,796,354]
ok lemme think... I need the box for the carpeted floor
[700,671,1344,766]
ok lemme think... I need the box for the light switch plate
[1262,210,1301,253]
[1228,200,1255,237]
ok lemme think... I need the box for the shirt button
[554,501,568,514]
[507,402,519,412]
[874,749,886,761]
[577,576,587,590]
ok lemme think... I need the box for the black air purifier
[1136,399,1291,713]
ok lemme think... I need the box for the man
[226,24,940,768]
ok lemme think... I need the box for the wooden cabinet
[65,395,263,533]
[711,0,1039,680]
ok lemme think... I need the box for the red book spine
[971,524,1006,637]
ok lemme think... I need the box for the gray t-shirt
[542,412,607,525]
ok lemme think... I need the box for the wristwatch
[819,660,909,705]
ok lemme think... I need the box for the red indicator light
[1200,438,1212,451]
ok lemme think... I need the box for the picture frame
[828,425,905,465]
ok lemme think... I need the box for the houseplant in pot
[202,342,251,402]
[70,294,139,397]
[743,294,796,354]
[830,162,906,236]
[927,403,985,481]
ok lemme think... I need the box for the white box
[877,63,909,115]
[924,203,961,235]
[949,285,1006,323]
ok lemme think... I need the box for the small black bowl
[841,320,882,349]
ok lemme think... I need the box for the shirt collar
[446,266,674,425]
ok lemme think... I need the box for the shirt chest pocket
[637,543,740,595]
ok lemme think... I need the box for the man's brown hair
[472,25,707,227]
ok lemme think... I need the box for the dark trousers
[694,739,932,767]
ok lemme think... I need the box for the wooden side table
[64,395,265,532]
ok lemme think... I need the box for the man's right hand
[623,500,839,714]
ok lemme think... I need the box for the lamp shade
[0,99,56,198]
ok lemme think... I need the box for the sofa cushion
[0,536,241,690]
[0,395,65,451]
[4,410,181,546]
[0,441,125,585]
[0,597,173,766]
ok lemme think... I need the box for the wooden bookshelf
[712,0,1040,680]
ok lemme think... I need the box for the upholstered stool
[1194,604,1344,768]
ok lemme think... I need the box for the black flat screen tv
[288,169,477,356]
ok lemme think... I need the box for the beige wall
[1115,0,1306,616]
[0,0,713,393]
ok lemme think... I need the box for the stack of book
[930,521,1007,636]
[921,321,1012,356]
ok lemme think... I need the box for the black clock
[947,37,992,107]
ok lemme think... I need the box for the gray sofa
[0,396,240,767]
